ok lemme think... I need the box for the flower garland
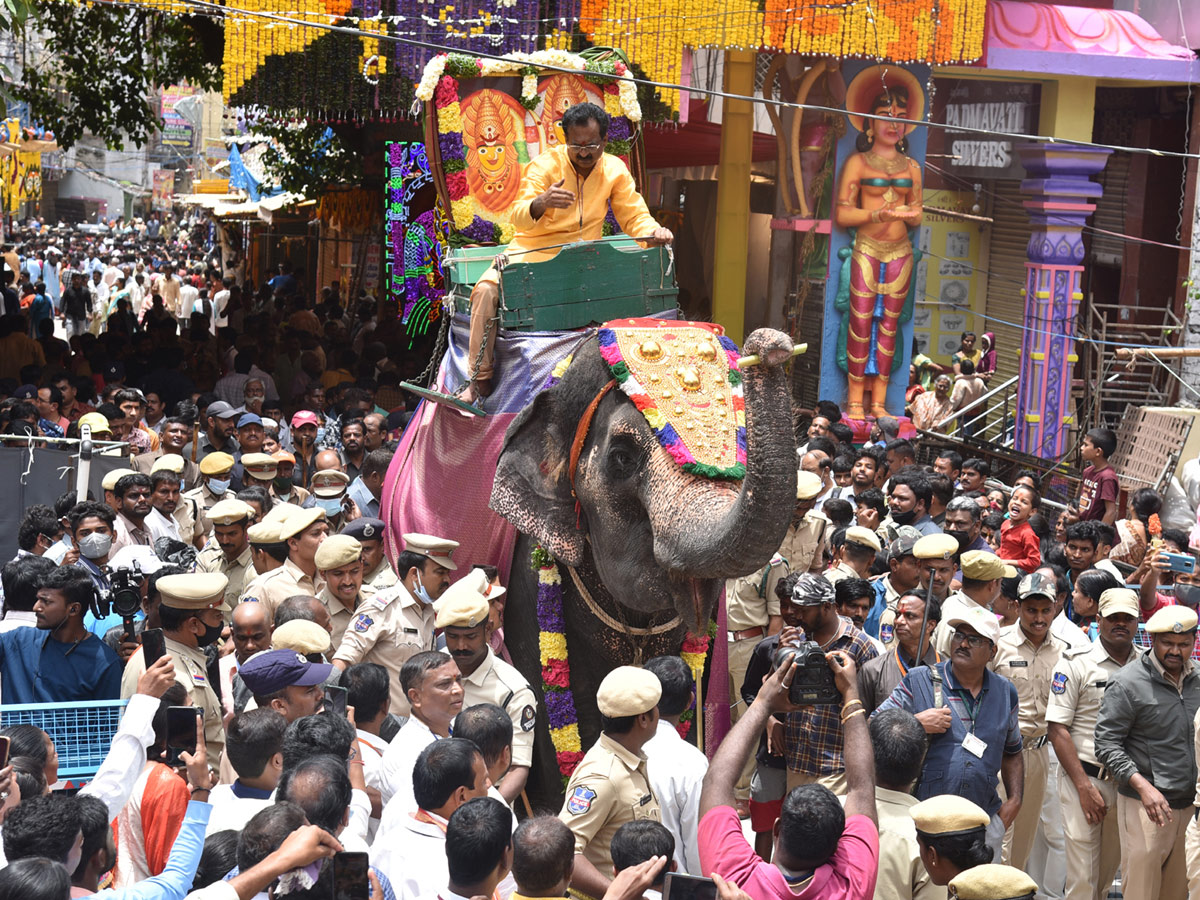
[421,50,642,243]
[675,628,712,739]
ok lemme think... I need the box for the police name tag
[961,733,987,758]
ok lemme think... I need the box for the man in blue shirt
[0,565,123,703]
[873,603,1024,863]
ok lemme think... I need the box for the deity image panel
[536,74,604,151]
[461,88,529,218]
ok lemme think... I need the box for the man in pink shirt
[697,649,879,900]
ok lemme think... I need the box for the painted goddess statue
[834,76,924,419]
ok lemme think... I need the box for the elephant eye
[606,442,641,481]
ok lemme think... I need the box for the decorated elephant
[490,320,799,807]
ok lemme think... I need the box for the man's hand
[1075,779,1108,825]
[754,659,804,715]
[766,715,785,756]
[531,179,576,220]
[713,873,752,900]
[119,637,141,663]
[778,625,802,647]
[1138,780,1174,826]
[600,855,667,900]
[136,654,176,698]
[648,227,674,245]
[915,707,952,734]
[997,796,1020,829]
[827,651,858,698]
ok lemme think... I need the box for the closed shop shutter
[983,179,1031,387]
[1090,153,1130,267]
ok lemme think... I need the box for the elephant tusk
[737,344,807,368]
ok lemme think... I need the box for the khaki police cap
[597,666,662,717]
[101,468,137,491]
[435,569,504,629]
[911,794,990,837]
[914,533,958,561]
[948,864,1037,900]
[1146,604,1199,634]
[1098,588,1140,619]
[314,534,362,571]
[240,453,278,477]
[796,470,824,501]
[199,452,235,476]
[247,521,284,545]
[157,572,231,614]
[272,619,333,656]
[151,454,185,475]
[402,533,459,571]
[960,551,1006,582]
[844,526,882,553]
[264,502,303,525]
[311,469,350,498]
[207,498,256,526]
[279,507,327,541]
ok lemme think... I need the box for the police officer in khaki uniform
[311,469,353,532]
[560,666,661,899]
[239,507,328,620]
[947,864,1038,900]
[182,452,236,544]
[314,534,374,648]
[878,533,958,649]
[1047,587,1142,900]
[1096,604,1200,900]
[988,570,1068,869]
[933,551,1011,657]
[120,572,229,760]
[724,470,828,802]
[238,452,279,493]
[102,467,137,512]
[910,794,992,886]
[332,532,458,715]
[825,525,882,586]
[436,569,537,803]
[196,498,257,609]
[342,517,398,589]
[247,520,287,577]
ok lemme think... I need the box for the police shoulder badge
[1051,672,1068,694]
[880,623,894,644]
[567,785,597,815]
[353,613,374,634]
[521,705,536,732]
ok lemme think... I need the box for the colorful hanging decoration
[598,319,747,481]
[385,141,451,347]
[533,546,585,785]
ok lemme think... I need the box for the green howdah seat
[445,237,679,332]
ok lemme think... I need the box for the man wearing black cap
[185,400,240,462]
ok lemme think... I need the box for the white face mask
[317,497,343,516]
[207,478,231,496]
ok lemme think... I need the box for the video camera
[772,641,840,705]
[96,562,146,641]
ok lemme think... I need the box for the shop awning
[984,1,1200,83]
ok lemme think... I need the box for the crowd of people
[1,212,1200,900]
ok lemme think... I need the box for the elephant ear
[490,345,609,566]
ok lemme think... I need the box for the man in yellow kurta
[460,101,673,404]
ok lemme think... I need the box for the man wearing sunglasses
[874,603,1024,864]
[458,101,674,406]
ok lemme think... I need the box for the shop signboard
[929,80,1039,181]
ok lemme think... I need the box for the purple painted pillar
[1014,144,1112,459]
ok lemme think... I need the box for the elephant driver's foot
[455,378,492,406]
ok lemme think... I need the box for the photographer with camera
[778,573,879,795]
[0,566,122,702]
[698,644,878,899]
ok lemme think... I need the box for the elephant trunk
[645,328,798,580]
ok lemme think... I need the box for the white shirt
[147,507,182,543]
[179,284,199,317]
[83,693,159,817]
[377,716,438,816]
[204,783,273,836]
[643,719,707,876]
[1052,612,1092,650]
[0,610,37,634]
[372,811,447,900]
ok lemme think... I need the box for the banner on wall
[161,86,200,148]
[151,169,176,211]
[912,190,986,359]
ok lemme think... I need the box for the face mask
[78,533,112,560]
[317,497,343,516]
[1176,584,1200,608]
[196,619,224,647]
[891,509,917,526]
[946,529,972,552]
[413,571,433,606]
[207,478,230,496]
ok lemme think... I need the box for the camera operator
[0,566,122,703]
[780,573,879,795]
